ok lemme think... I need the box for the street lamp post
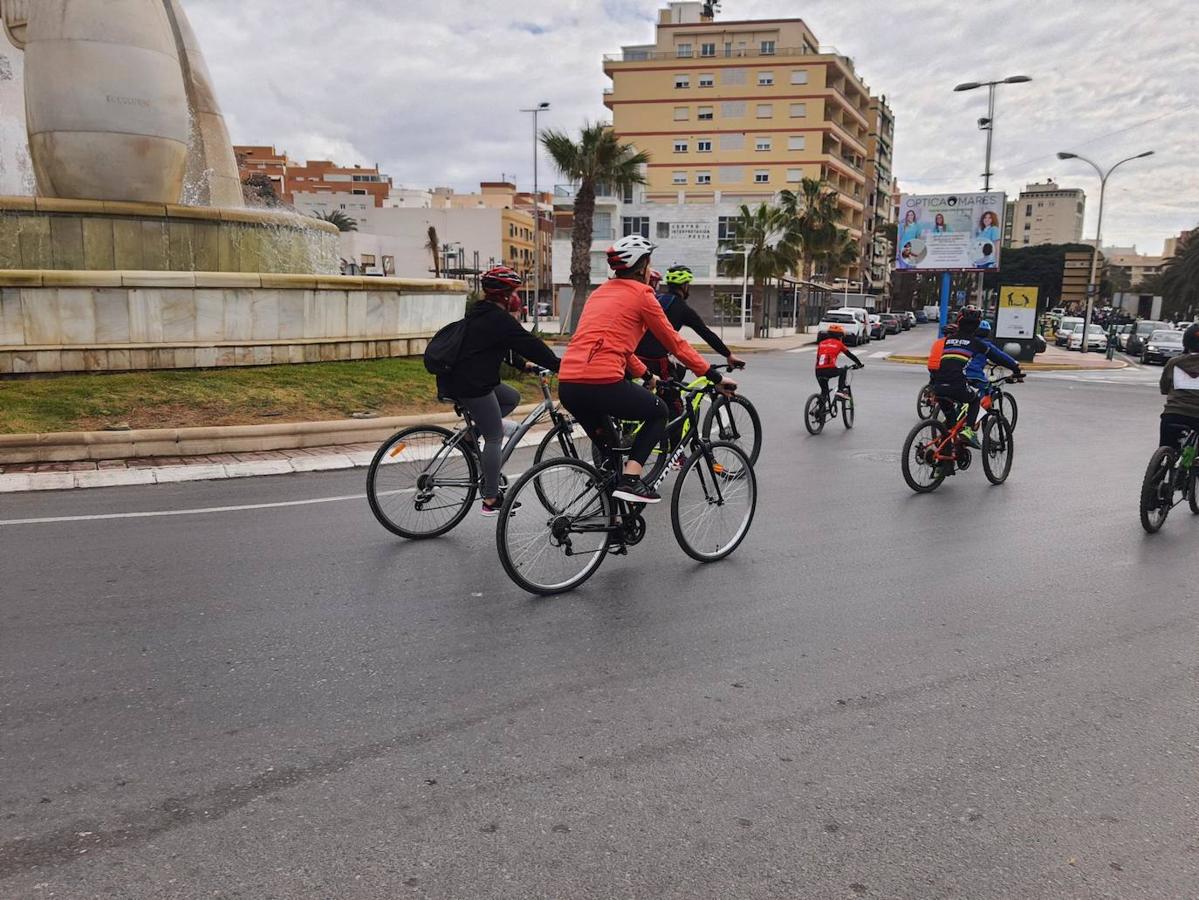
[1056,149,1155,353]
[954,75,1032,307]
[521,101,551,329]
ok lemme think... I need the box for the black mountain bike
[804,366,861,435]
[496,379,758,595]
[1139,429,1199,533]
[366,370,587,539]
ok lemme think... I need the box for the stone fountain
[0,0,463,375]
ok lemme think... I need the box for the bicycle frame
[817,367,853,416]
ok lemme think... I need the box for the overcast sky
[188,0,1197,254]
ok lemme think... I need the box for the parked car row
[815,308,920,346]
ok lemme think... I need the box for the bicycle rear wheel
[901,420,949,494]
[671,441,757,562]
[1140,446,1175,534]
[497,458,613,595]
[803,394,826,435]
[996,391,1019,431]
[702,395,763,466]
[981,415,1014,484]
[367,426,477,539]
[1189,468,1199,515]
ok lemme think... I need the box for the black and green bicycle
[1139,429,1199,533]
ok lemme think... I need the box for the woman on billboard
[976,210,1001,243]
[900,209,922,245]
[933,213,950,234]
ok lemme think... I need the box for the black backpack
[423,318,469,375]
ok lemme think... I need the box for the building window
[699,74,715,88]
[787,168,803,183]
[758,71,775,86]
[674,139,689,153]
[790,102,807,118]
[674,106,690,121]
[672,172,687,185]
[361,254,376,267]
[761,40,776,55]
[754,170,770,184]
[1025,204,1033,215]
[677,43,692,58]
[697,139,713,152]
[717,216,739,244]
[622,216,650,238]
[756,137,772,151]
[756,104,773,118]
[700,42,716,57]
[791,70,809,85]
[657,221,671,238]
[788,135,806,151]
[722,68,747,85]
[719,167,743,184]
[719,133,745,150]
[696,172,712,185]
[674,74,690,89]
[698,106,716,120]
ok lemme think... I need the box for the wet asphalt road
[2,329,1196,899]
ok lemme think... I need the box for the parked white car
[817,310,867,345]
[832,307,872,343]
[1067,324,1109,352]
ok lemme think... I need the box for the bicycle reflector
[389,443,407,457]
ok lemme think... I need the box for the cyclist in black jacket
[438,266,561,516]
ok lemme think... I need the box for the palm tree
[425,226,441,279]
[717,202,797,333]
[822,230,862,285]
[311,209,357,232]
[1162,230,1199,318]
[542,123,650,326]
[780,178,841,284]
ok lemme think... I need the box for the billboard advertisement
[896,192,1006,273]
[997,285,1038,340]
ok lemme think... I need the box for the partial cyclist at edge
[557,235,738,505]
[436,265,560,516]
[1158,323,1199,449]
[930,307,1022,448]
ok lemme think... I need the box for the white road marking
[870,351,891,359]
[786,346,815,353]
[0,493,367,527]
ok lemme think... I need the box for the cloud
[186,0,1198,252]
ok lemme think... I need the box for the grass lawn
[0,359,545,435]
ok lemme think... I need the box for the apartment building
[863,95,895,293]
[235,145,393,208]
[1009,180,1086,247]
[602,2,875,283]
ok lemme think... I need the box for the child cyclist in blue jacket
[964,319,1021,394]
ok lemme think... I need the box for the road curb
[884,354,1129,372]
[0,404,541,466]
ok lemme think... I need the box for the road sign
[997,285,1038,339]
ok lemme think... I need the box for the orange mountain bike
[900,376,1021,493]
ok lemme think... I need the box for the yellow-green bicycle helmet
[664,266,694,286]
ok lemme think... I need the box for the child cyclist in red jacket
[815,324,864,403]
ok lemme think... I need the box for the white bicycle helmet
[607,235,656,273]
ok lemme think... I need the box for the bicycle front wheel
[916,384,939,420]
[367,426,477,539]
[996,391,1019,431]
[901,420,948,494]
[1189,468,1199,515]
[497,458,613,595]
[672,441,757,563]
[533,419,591,466]
[803,394,826,435]
[841,393,855,430]
[1140,446,1175,534]
[981,415,1014,484]
[702,395,763,466]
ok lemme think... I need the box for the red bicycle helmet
[481,265,523,294]
[648,269,663,290]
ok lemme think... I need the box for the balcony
[604,45,818,63]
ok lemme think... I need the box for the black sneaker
[481,491,521,517]
[612,475,661,504]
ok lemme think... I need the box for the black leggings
[933,380,980,427]
[816,367,848,396]
[1160,413,1199,449]
[560,380,668,467]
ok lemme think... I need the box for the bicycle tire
[1140,446,1175,534]
[901,419,949,494]
[981,415,1014,485]
[702,394,763,466]
[366,425,477,539]
[841,393,855,430]
[1190,468,1199,515]
[997,391,1019,431]
[497,457,613,595]
[671,441,757,563]
[803,394,826,435]
[916,384,939,420]
[533,420,588,466]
